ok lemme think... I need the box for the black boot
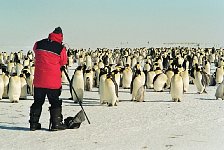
[29,107,42,131]
[49,107,67,131]
[64,110,85,129]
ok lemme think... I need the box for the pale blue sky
[0,0,223,51]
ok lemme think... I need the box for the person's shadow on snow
[0,125,49,131]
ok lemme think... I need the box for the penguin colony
[0,47,224,106]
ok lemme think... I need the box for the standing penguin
[104,73,118,106]
[19,73,27,100]
[0,73,4,100]
[165,67,174,89]
[153,67,167,92]
[71,66,84,103]
[84,68,93,91]
[215,80,224,100]
[170,69,184,102]
[8,73,21,103]
[180,69,190,93]
[146,68,156,89]
[130,70,145,102]
[2,71,9,99]
[122,64,133,89]
[23,70,34,96]
[99,67,108,104]
[215,66,224,84]
[112,69,121,90]
[61,66,69,84]
[194,66,210,94]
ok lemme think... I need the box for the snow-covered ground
[1,63,224,150]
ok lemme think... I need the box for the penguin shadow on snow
[196,98,217,101]
[62,97,102,106]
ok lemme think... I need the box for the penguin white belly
[72,72,84,102]
[194,72,204,94]
[105,78,117,106]
[135,86,145,102]
[165,71,174,89]
[171,75,183,102]
[114,73,120,89]
[122,70,132,89]
[132,76,143,101]
[153,74,167,92]
[61,70,68,83]
[0,75,4,100]
[216,68,224,84]
[146,71,156,89]
[99,75,107,104]
[215,81,224,100]
[181,71,190,92]
[20,77,27,99]
[3,74,9,98]
[86,57,92,68]
[8,76,21,102]
[68,56,74,67]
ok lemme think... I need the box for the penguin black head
[11,72,17,76]
[135,69,141,76]
[155,67,161,71]
[106,73,112,79]
[173,68,179,74]
[19,74,24,77]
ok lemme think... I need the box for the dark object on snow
[64,110,85,129]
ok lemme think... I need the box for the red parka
[33,32,67,89]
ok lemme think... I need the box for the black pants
[31,87,62,109]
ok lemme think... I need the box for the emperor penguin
[8,73,21,103]
[23,70,34,96]
[104,73,118,106]
[86,54,92,68]
[180,69,190,93]
[165,67,174,89]
[99,67,108,104]
[23,57,30,67]
[146,68,156,89]
[19,73,27,100]
[203,60,211,75]
[112,69,121,90]
[84,68,94,91]
[130,70,145,102]
[194,66,210,94]
[78,55,84,66]
[68,55,74,67]
[15,60,24,76]
[2,71,9,99]
[71,66,84,103]
[122,64,133,89]
[153,68,168,92]
[170,69,184,102]
[0,73,4,100]
[61,66,69,84]
[215,80,224,100]
[215,66,224,84]
[7,60,15,73]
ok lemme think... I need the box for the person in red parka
[29,27,68,131]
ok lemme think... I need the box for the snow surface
[1,63,224,150]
